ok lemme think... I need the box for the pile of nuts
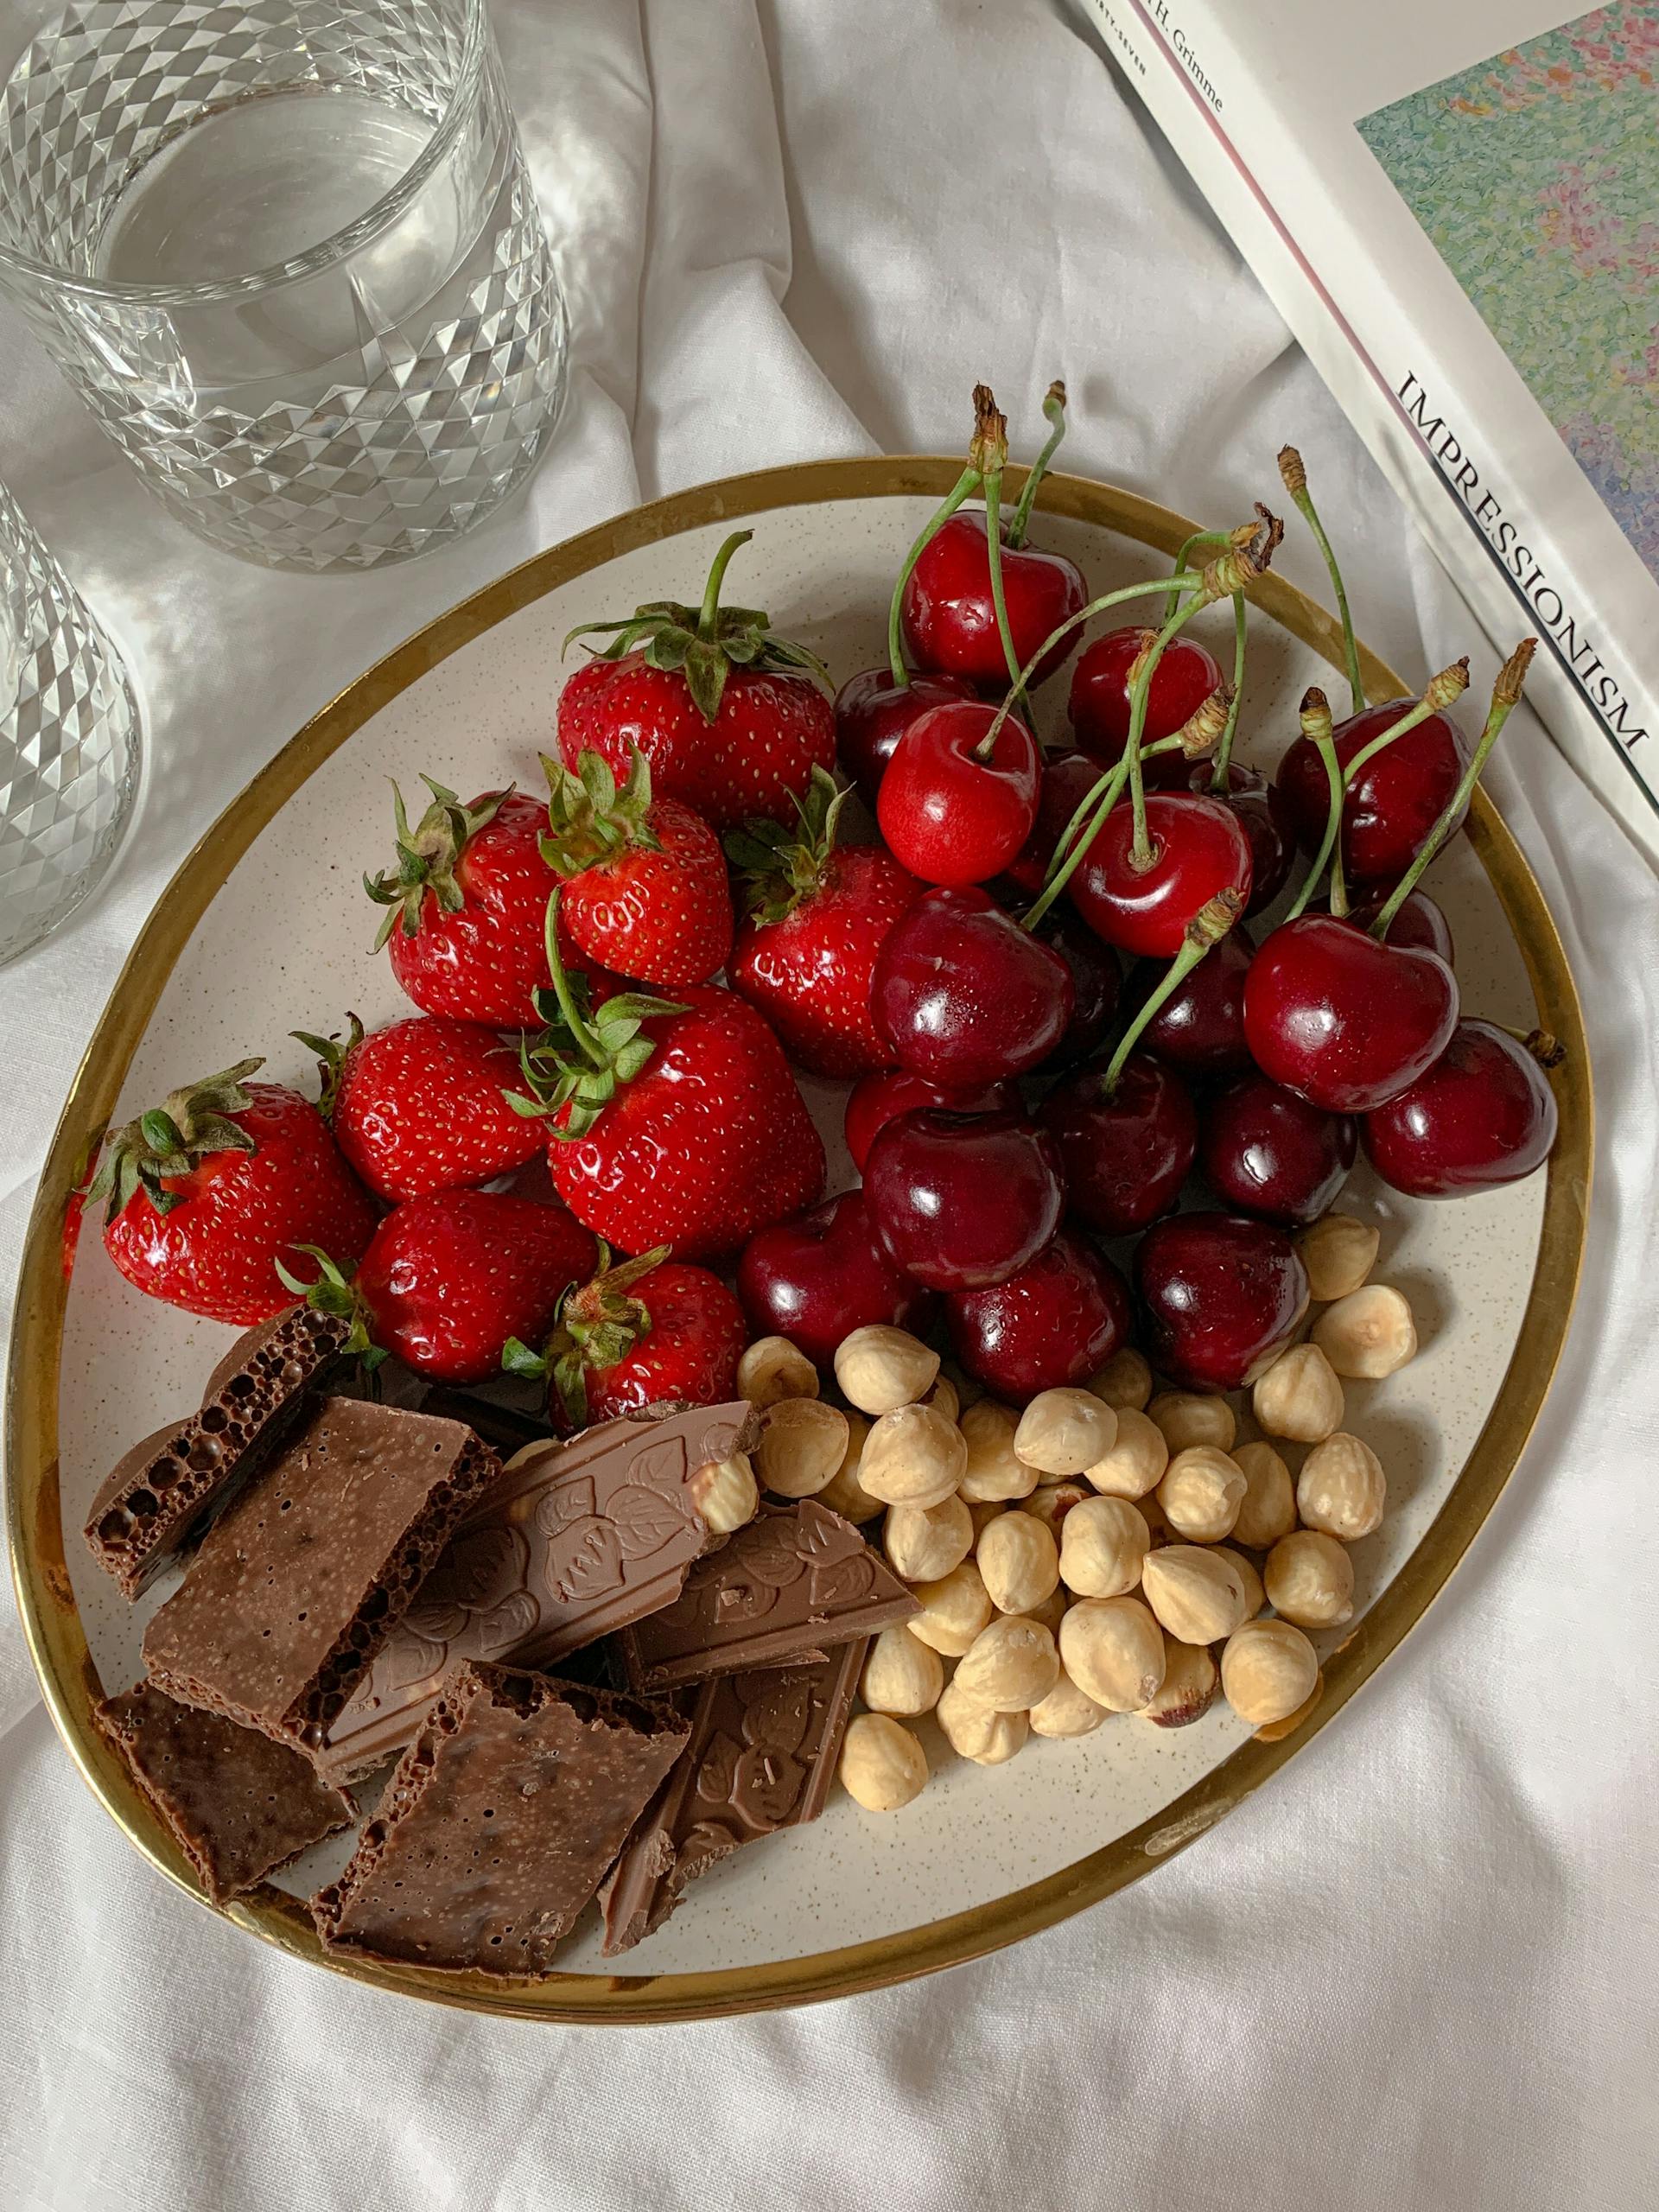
[736,1211,1419,1814]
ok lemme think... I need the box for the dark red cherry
[1125,923,1255,1080]
[844,1068,1017,1174]
[876,700,1040,887]
[1198,1070,1356,1224]
[736,1189,936,1370]
[864,1109,1065,1291]
[1039,1052,1197,1236]
[1135,1211,1308,1391]
[1363,1020,1558,1197]
[900,512,1088,690]
[833,666,978,811]
[946,1228,1132,1403]
[1000,749,1108,898]
[871,885,1074,1087]
[1243,913,1459,1114]
[1036,912,1122,1071]
[1342,884,1455,964]
[1187,761,1295,915]
[1070,792,1253,959]
[1069,626,1222,775]
[1276,698,1471,884]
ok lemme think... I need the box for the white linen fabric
[2,4,1655,2207]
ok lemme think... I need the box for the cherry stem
[1371,640,1536,939]
[1101,890,1244,1092]
[886,464,981,688]
[1279,446,1363,715]
[986,571,1208,744]
[1122,588,1218,866]
[1165,528,1232,623]
[981,462,1023,692]
[540,891,604,1068]
[697,531,753,646]
[1308,696,1349,918]
[1006,380,1069,550]
[1019,730,1188,933]
[1210,593,1249,788]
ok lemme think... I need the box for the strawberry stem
[1279,445,1364,716]
[697,531,753,645]
[541,890,605,1069]
[1005,380,1068,550]
[1100,891,1243,1092]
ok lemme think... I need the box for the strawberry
[86,1059,378,1325]
[290,1191,598,1384]
[512,908,826,1262]
[556,529,835,831]
[295,1014,542,1203]
[726,767,922,1077]
[503,1246,746,1427]
[540,748,732,988]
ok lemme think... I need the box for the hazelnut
[1212,1544,1266,1620]
[1252,1343,1344,1443]
[954,1615,1060,1712]
[1028,1665,1108,1738]
[861,1624,944,1716]
[976,1509,1060,1614]
[736,1334,819,1408]
[1058,1495,1149,1599]
[906,1560,993,1656]
[957,1399,1039,1503]
[1136,1638,1220,1727]
[1157,1446,1246,1542]
[1027,1585,1070,1634]
[816,1409,881,1523]
[834,1325,939,1415]
[1147,1390,1236,1455]
[884,1491,974,1581]
[686,1452,760,1536]
[1141,1545,1249,1644]
[1014,1388,1117,1475]
[1264,1529,1355,1627]
[859,1402,966,1507]
[1296,1433,1386,1541]
[1022,1480,1091,1535]
[936,1679,1029,1765]
[1312,1285,1418,1380]
[1294,1212,1379,1302]
[839,1713,927,1809]
[1230,1440,1296,1549]
[1222,1618,1319,1725]
[1084,1406,1168,1500]
[1060,1597,1166,1712]
[1088,1346,1152,1412]
[756,1398,850,1499]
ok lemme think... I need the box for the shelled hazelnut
[884,1492,974,1581]
[1294,1213,1380,1302]
[1059,1596,1166,1713]
[1141,1545,1250,1645]
[1058,1495,1149,1599]
[1296,1433,1386,1541]
[1157,1446,1246,1542]
[861,1624,945,1716]
[835,1325,939,1415]
[936,1680,1029,1765]
[1136,1638,1220,1728]
[1221,1619,1319,1725]
[756,1399,849,1498]
[976,1509,1060,1615]
[954,1615,1060,1712]
[1088,1346,1153,1412]
[1312,1285,1419,1379]
[1022,1480,1091,1535]
[1147,1390,1236,1455]
[1029,1665,1109,1738]
[736,1334,819,1408]
[858,1402,966,1507]
[840,1713,928,1809]
[1083,1407,1168,1500]
[1230,1440,1297,1549]
[957,1399,1039,1503]
[1252,1343,1344,1443]
[906,1560,994,1656]
[1263,1529,1355,1627]
[925,1374,961,1425]
[687,1452,760,1536]
[1014,1388,1117,1476]
[1211,1544,1266,1620]
[817,1409,881,1523]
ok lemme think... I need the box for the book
[1081,0,1659,868]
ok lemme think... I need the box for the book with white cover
[1081,0,1659,867]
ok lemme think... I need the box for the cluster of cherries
[738,389,1560,1406]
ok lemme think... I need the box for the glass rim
[0,0,490,308]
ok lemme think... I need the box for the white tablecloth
[3,5,1655,2207]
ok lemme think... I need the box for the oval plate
[5,458,1591,2023]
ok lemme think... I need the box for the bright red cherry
[833,666,977,811]
[900,512,1088,690]
[1343,884,1455,964]
[1069,627,1224,776]
[1198,1070,1356,1224]
[1069,792,1253,959]
[1125,924,1255,1080]
[1001,749,1108,898]
[865,1109,1065,1291]
[1135,1212,1308,1391]
[946,1229,1132,1403]
[871,886,1074,1087]
[1188,761,1295,915]
[844,1068,1017,1174]
[1363,1020,1558,1197]
[735,1189,936,1370]
[1276,698,1471,884]
[1039,1053,1197,1236]
[876,701,1040,887]
[1244,914,1459,1115]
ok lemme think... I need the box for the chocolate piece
[599,1640,864,1955]
[85,1306,353,1598]
[316,1400,755,1785]
[93,1682,354,1904]
[311,1662,689,1976]
[618,1499,918,1693]
[143,1396,501,1751]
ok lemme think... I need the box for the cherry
[844,1068,1017,1174]
[1135,1211,1308,1391]
[735,1189,936,1370]
[871,885,1074,1087]
[1343,883,1454,964]
[1188,761,1295,915]
[1124,924,1255,1080]
[1276,698,1471,884]
[1198,1069,1356,1224]
[1244,913,1459,1114]
[1039,1052,1197,1236]
[1037,912,1122,1071]
[1069,792,1253,959]
[864,1109,1065,1291]
[832,666,977,812]
[1069,626,1222,775]
[946,1228,1132,1403]
[876,700,1040,887]
[1363,1020,1559,1197]
[1000,749,1109,898]
[901,511,1087,691]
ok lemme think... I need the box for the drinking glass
[0,0,569,573]
[0,480,141,966]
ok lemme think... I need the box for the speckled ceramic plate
[6,460,1591,2022]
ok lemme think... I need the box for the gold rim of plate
[4,458,1593,2024]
